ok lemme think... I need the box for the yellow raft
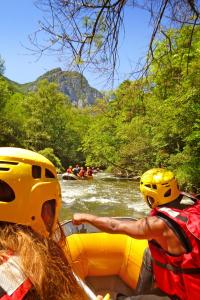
[62,218,148,299]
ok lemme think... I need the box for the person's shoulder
[145,215,167,233]
[146,215,166,224]
[129,216,167,239]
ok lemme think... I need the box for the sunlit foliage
[0,26,199,191]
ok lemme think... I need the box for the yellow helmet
[0,147,61,237]
[140,168,180,208]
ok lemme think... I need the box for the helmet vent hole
[164,189,171,197]
[41,199,56,233]
[0,180,15,202]
[145,184,151,188]
[45,169,55,178]
[0,167,9,171]
[32,165,41,178]
[0,161,18,165]
[152,184,157,189]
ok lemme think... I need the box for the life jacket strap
[153,259,200,274]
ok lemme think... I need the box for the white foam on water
[87,185,97,194]
[77,196,99,203]
[62,198,76,205]
[128,202,150,214]
[62,188,84,198]
[60,175,146,218]
[81,197,118,204]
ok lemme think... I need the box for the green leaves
[39,148,64,173]
[0,25,199,190]
[81,26,200,190]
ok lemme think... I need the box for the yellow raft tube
[62,218,148,299]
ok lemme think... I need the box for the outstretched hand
[72,213,85,225]
[72,213,93,225]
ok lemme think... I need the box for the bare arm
[72,213,166,240]
[73,213,187,255]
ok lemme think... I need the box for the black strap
[153,259,200,274]
[156,212,192,253]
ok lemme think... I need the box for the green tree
[21,80,88,168]
[145,26,200,190]
[39,148,64,173]
[82,26,200,190]
[82,81,151,174]
[22,80,71,155]
[0,77,16,146]
[3,92,26,147]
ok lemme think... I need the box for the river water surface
[59,172,150,221]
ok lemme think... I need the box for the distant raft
[62,172,93,180]
[62,172,79,180]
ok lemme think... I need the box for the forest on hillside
[0,26,200,192]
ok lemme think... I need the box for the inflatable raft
[62,172,79,180]
[62,172,93,181]
[62,218,148,299]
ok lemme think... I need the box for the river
[59,172,150,221]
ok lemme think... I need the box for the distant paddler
[86,166,93,179]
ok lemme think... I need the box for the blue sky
[0,1,152,90]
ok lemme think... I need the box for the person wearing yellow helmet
[0,147,90,300]
[73,168,200,300]
[140,168,181,209]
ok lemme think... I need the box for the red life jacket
[78,169,85,177]
[149,200,200,300]
[0,254,32,300]
[87,169,93,176]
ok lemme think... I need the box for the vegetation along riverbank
[0,25,199,192]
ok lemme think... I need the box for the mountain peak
[24,68,103,107]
